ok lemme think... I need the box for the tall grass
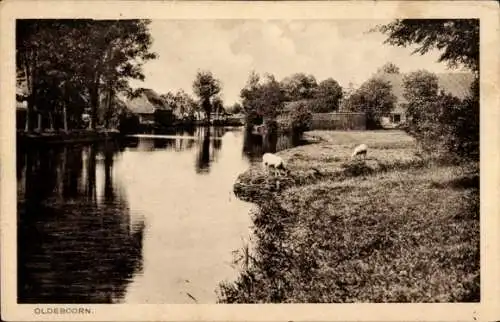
[219,130,479,303]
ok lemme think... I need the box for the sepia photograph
[1,1,499,321]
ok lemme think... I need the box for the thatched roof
[120,88,170,114]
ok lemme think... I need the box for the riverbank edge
[220,130,479,303]
[17,130,123,146]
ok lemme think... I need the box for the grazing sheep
[351,144,368,160]
[262,153,289,176]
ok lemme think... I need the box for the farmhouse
[378,72,475,128]
[121,88,173,126]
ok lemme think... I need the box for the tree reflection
[17,141,144,303]
[62,146,84,199]
[103,141,115,203]
[262,132,278,154]
[85,144,97,203]
[195,127,211,174]
[212,127,225,152]
[242,126,278,163]
[153,138,168,150]
[242,126,305,164]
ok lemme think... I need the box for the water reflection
[242,127,303,163]
[17,126,304,304]
[195,127,224,174]
[18,142,145,303]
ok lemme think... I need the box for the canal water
[17,126,301,304]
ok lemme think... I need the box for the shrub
[403,77,479,161]
[290,102,313,133]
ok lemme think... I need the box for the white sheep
[262,153,288,176]
[351,144,368,160]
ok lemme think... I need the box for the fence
[310,112,366,130]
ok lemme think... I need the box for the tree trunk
[63,102,68,132]
[105,87,114,129]
[36,113,42,132]
[89,73,100,130]
[23,53,34,133]
[48,111,54,131]
[25,96,34,133]
[203,98,211,124]
[32,49,41,132]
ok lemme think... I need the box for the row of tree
[156,71,225,124]
[17,19,157,133]
[238,71,344,127]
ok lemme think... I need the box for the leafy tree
[311,78,343,112]
[377,62,400,74]
[240,71,262,125]
[402,70,439,102]
[81,20,157,129]
[280,73,318,101]
[227,102,243,114]
[240,72,285,126]
[289,102,313,133]
[16,20,66,132]
[378,19,479,73]
[161,92,177,109]
[379,19,479,160]
[401,70,440,137]
[16,19,157,132]
[211,95,225,117]
[192,70,222,123]
[403,70,478,159]
[343,77,396,129]
[162,90,198,119]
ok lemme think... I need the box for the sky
[131,19,462,105]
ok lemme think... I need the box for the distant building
[121,89,172,126]
[378,72,475,128]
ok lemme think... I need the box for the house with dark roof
[120,88,172,126]
[378,72,475,128]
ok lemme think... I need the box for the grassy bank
[218,130,479,303]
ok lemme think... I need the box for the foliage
[211,95,225,115]
[227,102,243,115]
[446,77,479,159]
[279,74,343,112]
[241,71,344,126]
[380,19,479,160]
[240,72,286,125]
[402,70,439,101]
[162,90,199,119]
[378,19,479,73]
[192,70,222,122]
[16,19,157,132]
[402,73,479,160]
[311,78,343,112]
[377,62,401,74]
[289,102,313,133]
[280,73,318,101]
[342,77,397,129]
